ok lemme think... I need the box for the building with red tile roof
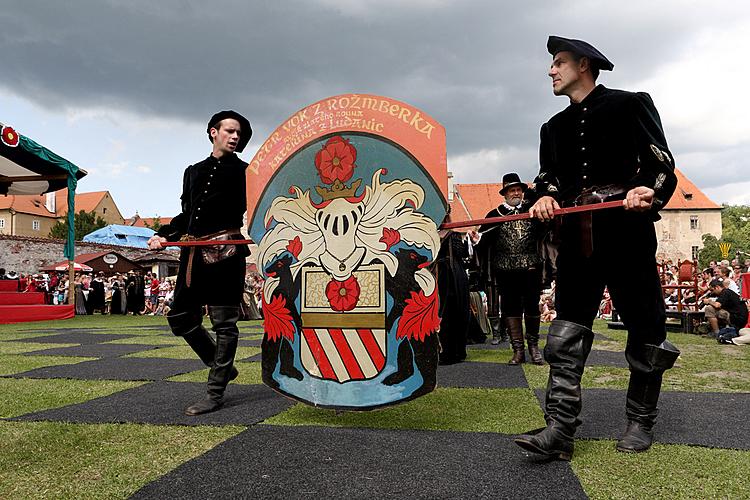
[0,189,125,238]
[125,214,173,228]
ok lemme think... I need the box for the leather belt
[181,229,241,287]
[571,184,628,257]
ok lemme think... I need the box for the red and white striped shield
[300,328,386,383]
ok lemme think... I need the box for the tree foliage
[49,210,108,240]
[142,216,162,231]
[699,205,750,267]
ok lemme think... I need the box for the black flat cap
[207,110,252,153]
[499,172,528,195]
[547,36,614,71]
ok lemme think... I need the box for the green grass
[0,341,79,355]
[265,387,545,434]
[167,360,263,385]
[1,315,748,499]
[0,354,96,376]
[573,440,750,499]
[465,347,512,363]
[124,345,260,360]
[0,378,144,418]
[0,331,62,341]
[0,421,244,500]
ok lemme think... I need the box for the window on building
[692,246,699,261]
[690,216,699,230]
[32,220,40,231]
[0,218,5,229]
[103,207,107,214]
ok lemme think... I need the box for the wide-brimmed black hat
[547,35,614,71]
[499,172,527,195]
[207,110,252,153]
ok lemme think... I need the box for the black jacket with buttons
[534,85,677,218]
[157,153,248,241]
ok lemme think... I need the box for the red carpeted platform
[0,292,46,305]
[0,304,75,324]
[0,280,20,292]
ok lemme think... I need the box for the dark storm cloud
[0,0,725,178]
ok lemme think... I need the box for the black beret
[547,36,614,71]
[207,110,252,153]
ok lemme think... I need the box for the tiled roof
[0,190,112,218]
[0,194,56,217]
[54,190,108,215]
[664,169,721,210]
[74,251,112,263]
[128,216,173,228]
[451,183,506,226]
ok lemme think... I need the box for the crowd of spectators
[1,265,267,321]
[656,258,750,345]
[4,255,748,343]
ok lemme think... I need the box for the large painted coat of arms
[247,94,447,409]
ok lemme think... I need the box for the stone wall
[0,234,178,275]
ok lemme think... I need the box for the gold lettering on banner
[256,96,436,174]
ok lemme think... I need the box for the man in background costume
[476,173,545,364]
[514,36,679,460]
[148,110,251,416]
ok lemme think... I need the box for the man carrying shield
[514,36,680,460]
[148,110,251,416]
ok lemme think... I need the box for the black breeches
[497,268,542,317]
[171,249,246,315]
[554,215,667,354]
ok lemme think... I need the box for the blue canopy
[82,224,155,248]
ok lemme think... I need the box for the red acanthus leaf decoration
[325,275,361,312]
[379,227,401,251]
[396,290,440,341]
[286,235,302,259]
[1,126,19,147]
[262,293,295,342]
[314,135,357,185]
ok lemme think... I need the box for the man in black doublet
[514,36,680,460]
[149,110,251,416]
[477,173,545,365]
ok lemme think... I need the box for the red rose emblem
[379,228,401,251]
[286,236,302,259]
[315,136,357,185]
[325,275,361,312]
[1,126,19,147]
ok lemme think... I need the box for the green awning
[0,122,87,259]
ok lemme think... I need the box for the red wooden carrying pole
[162,200,624,247]
[439,199,624,230]
[164,239,254,247]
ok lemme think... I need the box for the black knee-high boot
[507,317,525,365]
[525,315,544,365]
[617,340,680,452]
[167,309,238,379]
[514,320,594,460]
[185,306,240,416]
[489,316,507,345]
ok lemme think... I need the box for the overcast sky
[1,0,748,218]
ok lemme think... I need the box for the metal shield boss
[248,94,447,409]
